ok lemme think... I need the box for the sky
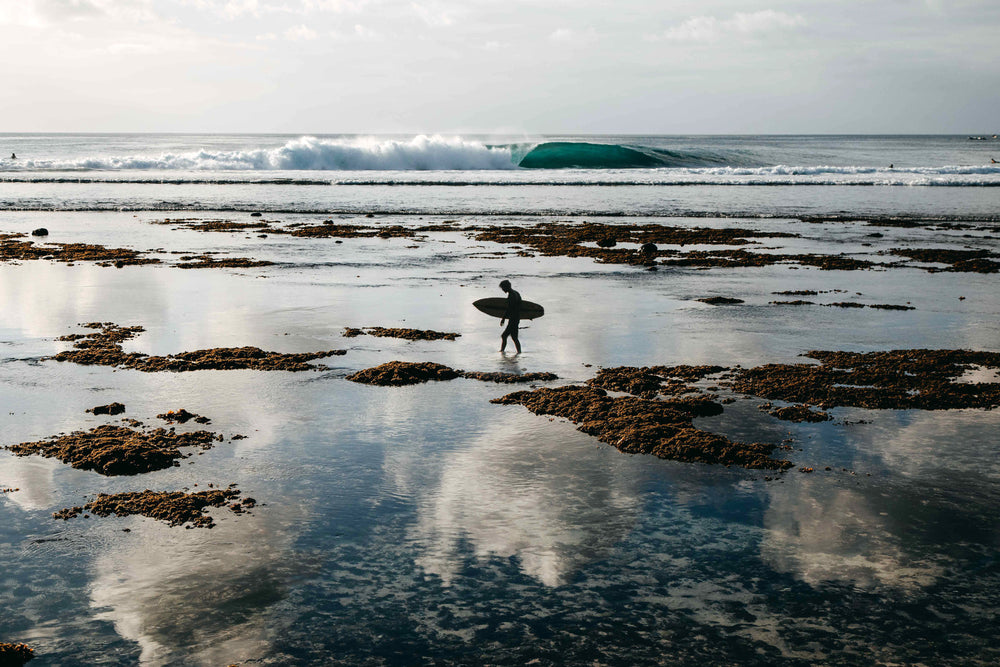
[1,0,999,133]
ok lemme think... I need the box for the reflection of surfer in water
[499,279,522,354]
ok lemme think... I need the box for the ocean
[2,133,1000,217]
[1,134,998,666]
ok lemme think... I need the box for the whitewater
[1,133,999,218]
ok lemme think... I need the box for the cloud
[406,426,641,587]
[410,1,457,27]
[284,23,318,40]
[548,27,597,44]
[302,0,367,12]
[0,0,155,27]
[659,9,806,43]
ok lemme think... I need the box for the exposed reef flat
[157,409,211,424]
[53,486,254,529]
[0,232,158,267]
[144,216,1000,273]
[53,322,344,372]
[175,254,274,269]
[0,642,34,666]
[764,404,833,423]
[697,296,744,305]
[729,349,1000,410]
[342,327,460,341]
[6,423,222,476]
[888,247,1000,273]
[492,385,791,470]
[586,364,726,399]
[346,361,557,387]
[86,402,126,416]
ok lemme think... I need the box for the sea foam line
[0,136,519,172]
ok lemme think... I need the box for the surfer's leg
[501,322,517,352]
[510,324,521,354]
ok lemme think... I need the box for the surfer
[9,153,15,159]
[498,279,522,354]
[992,158,998,164]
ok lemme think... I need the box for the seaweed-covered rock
[54,486,253,529]
[6,424,220,476]
[0,642,34,665]
[87,402,125,416]
[492,385,789,470]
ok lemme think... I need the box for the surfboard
[473,297,544,320]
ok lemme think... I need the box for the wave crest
[9,135,519,171]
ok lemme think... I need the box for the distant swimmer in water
[10,153,15,159]
[889,164,893,169]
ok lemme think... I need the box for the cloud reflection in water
[408,420,642,587]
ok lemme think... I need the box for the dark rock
[31,228,48,236]
[697,296,744,305]
[86,402,125,416]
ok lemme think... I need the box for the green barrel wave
[517,142,667,169]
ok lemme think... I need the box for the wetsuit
[502,288,522,340]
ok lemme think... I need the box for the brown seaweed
[53,487,254,528]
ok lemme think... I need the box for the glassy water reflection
[1,214,998,665]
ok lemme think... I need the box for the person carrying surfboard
[498,279,522,354]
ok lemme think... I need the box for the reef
[53,486,254,529]
[729,349,1000,410]
[0,642,34,666]
[770,300,914,310]
[459,371,559,383]
[471,221,795,266]
[6,424,221,476]
[586,365,726,399]
[346,361,558,387]
[343,327,460,341]
[765,404,833,423]
[145,217,1000,273]
[175,254,274,269]
[697,297,744,305]
[86,402,125,416]
[0,232,158,267]
[53,322,345,372]
[346,361,460,386]
[491,385,791,470]
[157,409,211,424]
[889,247,1000,272]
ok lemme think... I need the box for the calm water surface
[0,134,999,666]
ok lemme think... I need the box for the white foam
[9,135,519,171]
[693,164,1000,176]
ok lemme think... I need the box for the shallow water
[0,205,998,665]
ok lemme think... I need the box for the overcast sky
[2,0,999,133]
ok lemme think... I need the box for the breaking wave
[5,136,519,172]
[1,136,739,172]
[3,135,1000,177]
[514,142,731,169]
